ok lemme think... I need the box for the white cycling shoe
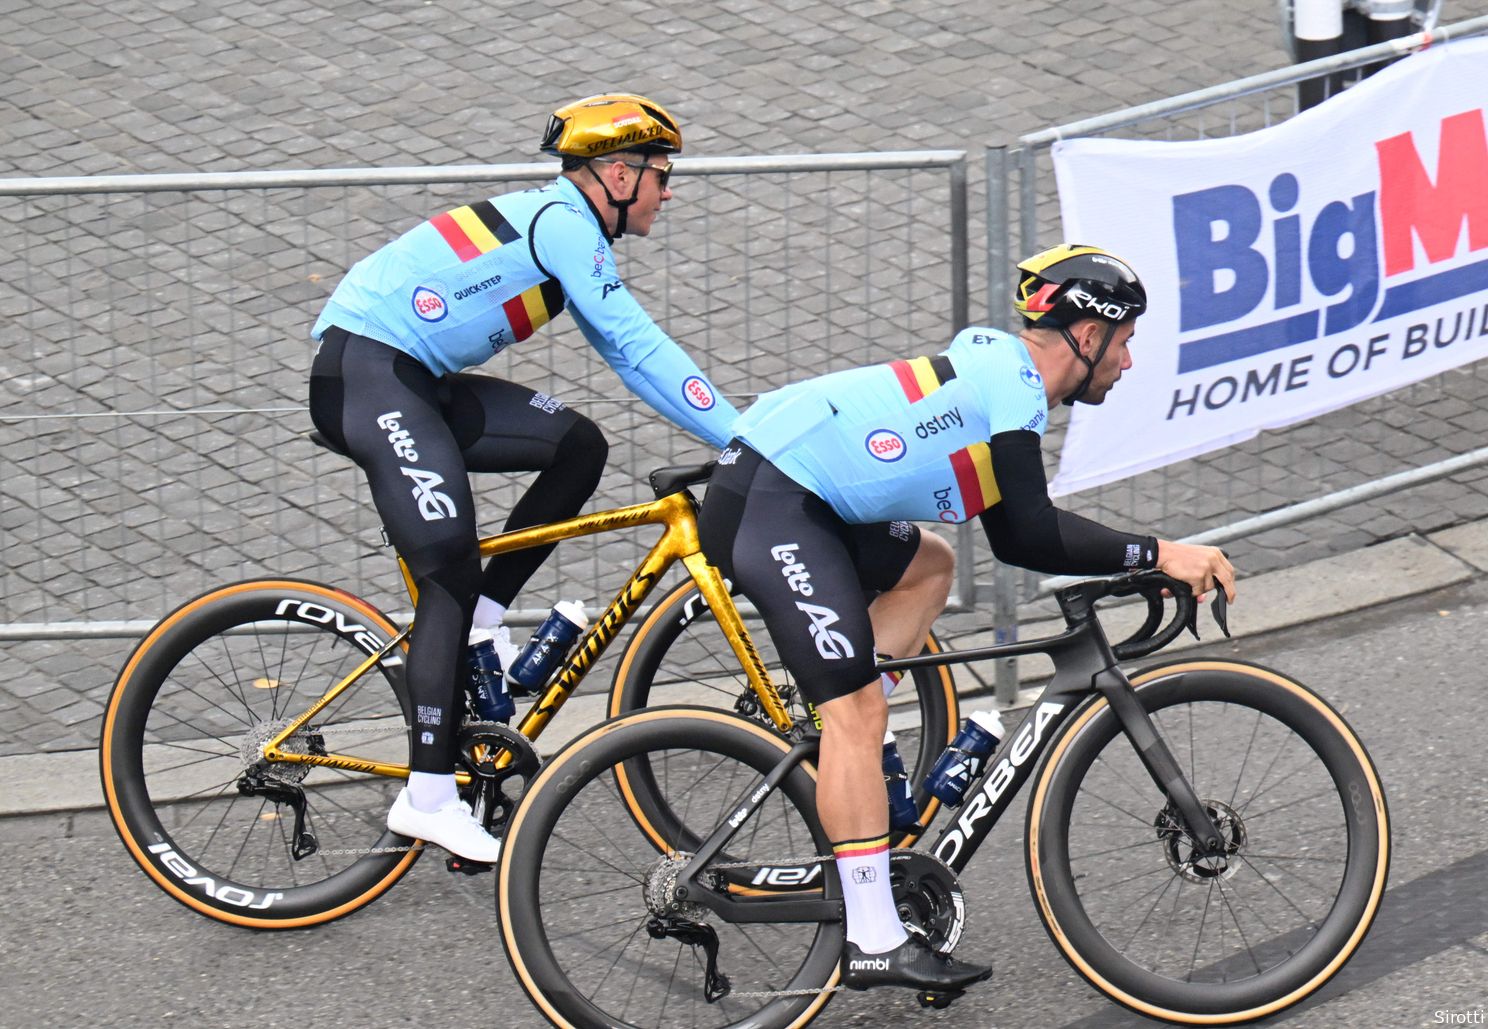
[387,788,502,863]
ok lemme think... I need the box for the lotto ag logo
[865,429,906,462]
[411,285,447,322]
[682,375,716,410]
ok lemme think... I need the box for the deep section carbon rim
[101,581,418,927]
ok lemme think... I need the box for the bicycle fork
[1093,668,1229,857]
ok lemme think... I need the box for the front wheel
[1026,659,1389,1023]
[498,707,843,1029]
[100,579,418,928]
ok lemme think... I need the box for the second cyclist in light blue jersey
[308,94,738,862]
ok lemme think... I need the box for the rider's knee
[914,530,956,589]
[559,415,609,489]
[414,546,483,611]
[816,678,889,736]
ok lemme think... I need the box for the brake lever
[1183,595,1200,641]
[1211,588,1232,638]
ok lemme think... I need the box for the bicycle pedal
[445,855,494,875]
[916,989,964,1010]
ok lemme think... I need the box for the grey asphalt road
[4,579,1486,1029]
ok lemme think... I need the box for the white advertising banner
[1050,37,1488,496]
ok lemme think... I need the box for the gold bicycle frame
[261,488,791,776]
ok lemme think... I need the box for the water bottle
[882,730,920,831]
[506,600,588,694]
[466,628,514,723]
[924,710,1004,806]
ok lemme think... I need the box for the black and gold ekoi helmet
[540,94,683,158]
[1015,244,1146,329]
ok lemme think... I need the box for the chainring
[457,721,541,834]
[890,850,968,954]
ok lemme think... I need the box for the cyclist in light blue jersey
[309,94,739,862]
[699,244,1236,994]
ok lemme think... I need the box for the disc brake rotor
[1155,799,1247,882]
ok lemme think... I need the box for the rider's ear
[1074,319,1102,357]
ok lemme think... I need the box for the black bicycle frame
[673,578,1224,926]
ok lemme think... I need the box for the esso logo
[865,429,906,462]
[1019,365,1043,390]
[411,286,447,322]
[682,376,715,410]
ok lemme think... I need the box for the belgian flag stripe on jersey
[430,210,482,261]
[949,442,1000,518]
[432,202,519,261]
[890,355,957,402]
[502,278,565,342]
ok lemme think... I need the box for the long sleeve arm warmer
[977,429,1157,575]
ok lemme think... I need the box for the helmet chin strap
[586,161,645,239]
[1059,321,1120,406]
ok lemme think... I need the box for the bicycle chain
[315,843,425,856]
[729,986,844,998]
[704,853,830,870]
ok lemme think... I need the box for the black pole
[1294,0,1344,110]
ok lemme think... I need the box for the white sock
[406,771,459,813]
[472,597,507,630]
[833,835,908,953]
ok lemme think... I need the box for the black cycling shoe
[839,936,993,992]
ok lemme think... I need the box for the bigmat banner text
[1051,37,1488,495]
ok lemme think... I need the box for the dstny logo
[1173,108,1488,376]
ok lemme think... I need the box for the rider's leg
[699,449,991,990]
[814,683,907,954]
[310,331,500,861]
[442,375,608,623]
[868,529,954,662]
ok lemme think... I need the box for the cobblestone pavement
[5,0,1488,756]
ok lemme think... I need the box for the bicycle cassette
[890,850,967,955]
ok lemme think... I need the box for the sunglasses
[595,157,673,190]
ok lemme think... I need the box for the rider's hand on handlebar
[1155,540,1236,604]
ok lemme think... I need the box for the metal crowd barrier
[0,151,968,639]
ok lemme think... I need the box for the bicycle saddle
[648,461,716,498]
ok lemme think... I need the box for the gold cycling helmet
[540,94,683,158]
[1014,243,1146,329]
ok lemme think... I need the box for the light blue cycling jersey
[311,175,738,448]
[733,328,1050,524]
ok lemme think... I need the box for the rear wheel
[498,707,842,1029]
[1027,659,1389,1023]
[100,579,418,928]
